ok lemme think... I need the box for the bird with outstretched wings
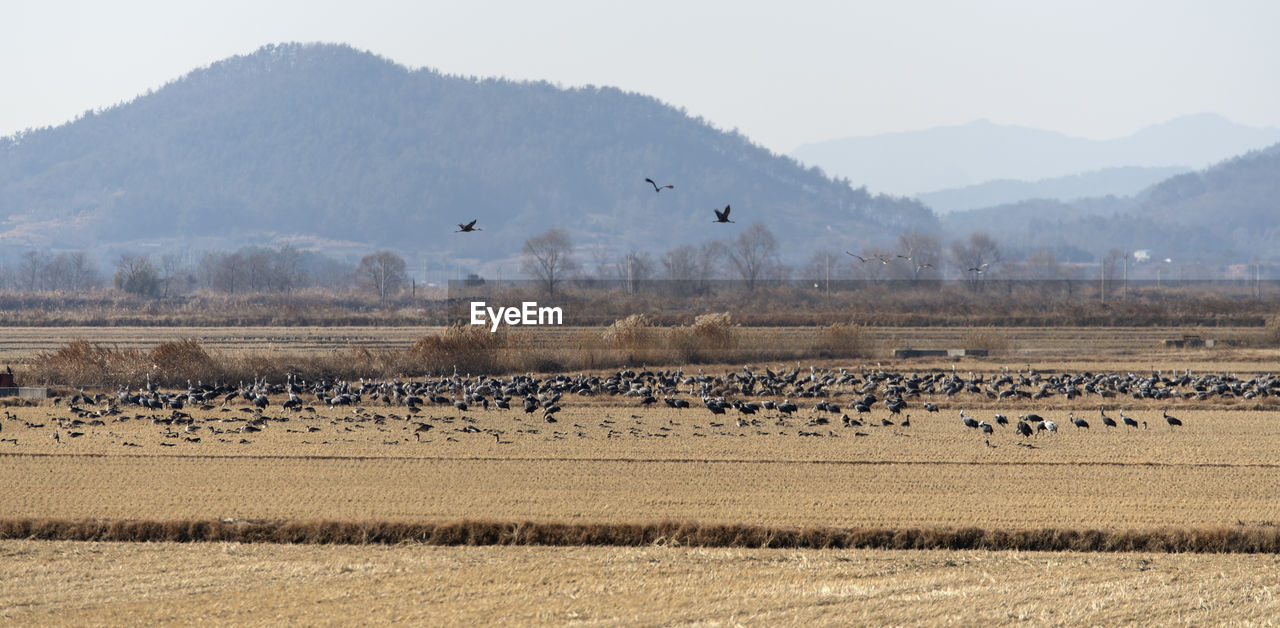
[644,178,674,193]
[713,205,734,223]
[456,220,481,233]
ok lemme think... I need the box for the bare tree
[522,228,577,297]
[891,231,942,281]
[16,250,47,291]
[801,249,853,292]
[357,251,407,303]
[587,245,614,286]
[951,232,1002,281]
[662,243,723,297]
[113,254,160,297]
[157,252,188,298]
[211,251,245,294]
[1024,248,1060,281]
[243,247,276,292]
[616,249,654,293]
[271,244,306,293]
[851,246,894,282]
[64,251,102,292]
[726,222,781,291]
[662,245,704,282]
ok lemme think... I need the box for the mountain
[0,42,937,270]
[790,115,1280,198]
[940,143,1280,264]
[917,166,1190,214]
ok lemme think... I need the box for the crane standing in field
[1069,412,1089,430]
[1120,409,1139,430]
[1098,405,1117,430]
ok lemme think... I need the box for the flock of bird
[455,177,735,236]
[3,364,1269,450]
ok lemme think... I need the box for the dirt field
[4,540,1279,626]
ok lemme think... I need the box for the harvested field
[2,399,1279,529]
[4,338,1280,623]
[4,541,1280,626]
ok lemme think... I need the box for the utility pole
[825,252,831,295]
[1122,251,1128,301]
[1099,258,1105,305]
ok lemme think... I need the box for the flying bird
[967,263,989,273]
[456,220,481,233]
[644,178,674,193]
[713,205,734,223]
[846,252,871,263]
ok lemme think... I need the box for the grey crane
[644,178,674,192]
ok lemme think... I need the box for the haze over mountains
[1,42,1277,278]
[942,142,1280,266]
[791,115,1280,210]
[916,166,1189,214]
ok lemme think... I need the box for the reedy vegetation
[21,318,872,387]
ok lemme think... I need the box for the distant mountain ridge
[0,42,936,269]
[940,142,1280,264]
[917,165,1190,214]
[791,115,1280,198]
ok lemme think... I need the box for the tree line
[0,223,1264,302]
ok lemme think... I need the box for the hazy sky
[5,0,1279,154]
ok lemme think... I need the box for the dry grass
[808,322,876,358]
[4,541,1280,626]
[961,327,1012,354]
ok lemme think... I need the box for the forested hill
[940,142,1280,263]
[0,42,936,265]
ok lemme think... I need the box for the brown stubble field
[3,326,1280,624]
[2,402,1280,529]
[4,541,1280,626]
